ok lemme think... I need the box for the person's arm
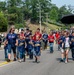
[4,34,8,47]
[15,39,18,46]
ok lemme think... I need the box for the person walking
[48,31,54,53]
[63,32,70,64]
[3,33,8,61]
[42,31,48,50]
[16,35,26,63]
[5,26,17,62]
[70,32,74,61]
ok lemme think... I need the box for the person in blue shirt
[59,31,65,62]
[27,35,34,59]
[33,36,41,63]
[16,35,25,62]
[70,32,74,61]
[42,31,48,50]
[25,28,32,56]
[4,37,8,61]
[5,27,17,62]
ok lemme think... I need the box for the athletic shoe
[18,60,22,63]
[7,59,11,62]
[37,60,40,63]
[60,59,64,62]
[23,55,26,62]
[13,58,16,61]
[35,58,37,62]
[65,60,68,64]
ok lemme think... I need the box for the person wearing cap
[5,27,17,62]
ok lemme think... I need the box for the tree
[0,12,8,32]
[58,5,71,21]
[49,5,59,21]
[0,1,6,11]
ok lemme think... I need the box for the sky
[0,0,74,8]
[51,0,74,8]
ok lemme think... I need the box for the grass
[28,22,62,34]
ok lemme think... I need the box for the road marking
[0,61,13,67]
[0,56,29,67]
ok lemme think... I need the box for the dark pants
[49,43,54,53]
[71,48,74,60]
[0,43,1,47]
[25,39,30,55]
[29,49,33,59]
[4,46,8,59]
[43,40,48,50]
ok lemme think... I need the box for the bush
[0,12,8,32]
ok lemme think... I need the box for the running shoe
[13,58,16,61]
[60,59,64,62]
[65,60,68,64]
[7,59,11,62]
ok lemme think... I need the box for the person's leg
[7,44,12,62]
[36,47,41,63]
[30,49,33,59]
[4,47,8,60]
[72,49,74,60]
[49,43,51,53]
[65,49,69,63]
[71,48,74,60]
[45,40,48,49]
[60,48,65,62]
[58,44,60,51]
[0,43,1,47]
[51,43,54,53]
[12,47,16,61]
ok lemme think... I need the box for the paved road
[0,45,74,75]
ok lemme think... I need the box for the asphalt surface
[0,45,74,75]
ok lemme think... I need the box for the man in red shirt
[20,29,25,39]
[55,31,60,44]
[48,31,54,53]
[33,28,42,41]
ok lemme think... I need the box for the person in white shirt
[63,32,70,64]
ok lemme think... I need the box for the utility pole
[38,0,42,33]
[45,13,49,24]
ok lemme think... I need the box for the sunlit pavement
[0,45,74,75]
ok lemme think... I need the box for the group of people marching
[4,27,42,63]
[57,30,74,64]
[3,26,74,64]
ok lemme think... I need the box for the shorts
[33,47,41,56]
[64,47,70,51]
[33,50,41,56]
[8,44,16,54]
